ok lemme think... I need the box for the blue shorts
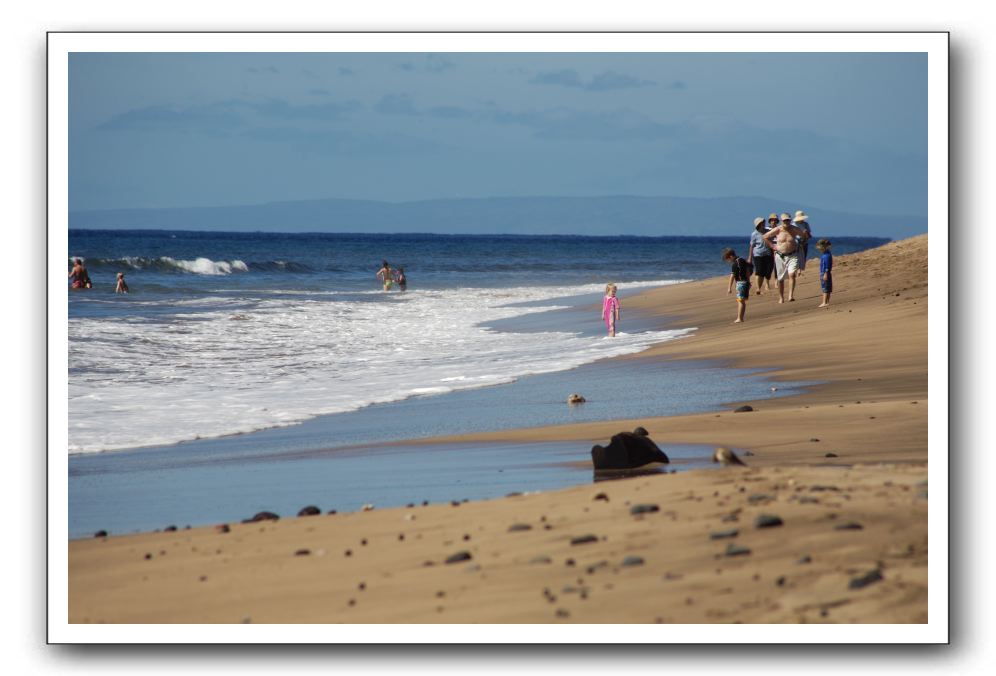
[735,281,750,301]
[821,274,833,293]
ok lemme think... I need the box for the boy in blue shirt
[816,239,833,307]
[722,247,751,323]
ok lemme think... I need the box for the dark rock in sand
[591,432,669,470]
[810,485,840,492]
[797,554,812,564]
[621,555,645,567]
[754,514,784,529]
[848,569,883,590]
[94,530,108,538]
[710,529,739,540]
[633,426,649,436]
[570,534,599,546]
[164,525,178,532]
[508,523,533,532]
[733,405,754,413]
[445,551,473,564]
[555,608,570,618]
[593,492,609,502]
[530,555,552,565]
[215,524,231,533]
[748,493,774,504]
[776,576,787,587]
[725,544,751,557]
[242,511,279,523]
[630,503,660,515]
[824,452,839,458]
[834,522,864,531]
[294,549,310,556]
[297,505,321,517]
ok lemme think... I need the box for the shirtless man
[762,212,808,303]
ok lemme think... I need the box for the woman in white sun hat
[793,211,812,273]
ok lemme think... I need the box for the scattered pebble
[709,529,739,540]
[215,524,231,534]
[570,534,599,545]
[508,523,533,532]
[754,514,784,529]
[620,555,645,567]
[445,551,473,564]
[734,405,754,413]
[93,530,108,538]
[593,492,609,502]
[297,506,321,517]
[344,549,352,557]
[748,493,774,504]
[630,503,660,515]
[555,608,570,619]
[358,582,366,591]
[834,522,864,531]
[530,555,552,565]
[144,553,152,560]
[825,452,839,458]
[848,569,883,590]
[725,544,751,557]
[776,576,787,587]
[810,438,820,442]
[565,558,576,567]
[294,549,310,556]
[797,555,812,564]
[164,525,177,532]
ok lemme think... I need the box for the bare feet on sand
[733,319,743,323]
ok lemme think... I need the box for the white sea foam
[67,280,692,454]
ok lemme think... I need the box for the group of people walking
[723,211,833,323]
[376,260,408,292]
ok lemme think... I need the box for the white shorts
[774,251,799,281]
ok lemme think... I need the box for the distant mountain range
[68,196,927,239]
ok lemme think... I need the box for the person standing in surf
[602,283,620,337]
[376,260,395,292]
[394,266,407,292]
[69,258,90,289]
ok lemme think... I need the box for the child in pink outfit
[602,283,620,337]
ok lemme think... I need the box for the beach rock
[748,493,774,504]
[297,505,321,517]
[567,393,586,404]
[570,534,599,546]
[710,529,739,540]
[591,432,669,469]
[824,452,839,458]
[734,405,754,413]
[633,426,649,436]
[712,447,747,466]
[797,554,812,564]
[94,530,108,538]
[848,569,883,590]
[294,549,310,556]
[621,555,645,567]
[530,555,552,565]
[508,523,533,532]
[834,522,864,531]
[243,511,279,523]
[629,503,661,516]
[810,438,820,442]
[592,492,609,502]
[445,551,473,564]
[586,561,610,574]
[725,544,752,557]
[755,514,784,529]
[164,525,177,532]
[215,524,230,534]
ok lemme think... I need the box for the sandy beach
[68,235,929,624]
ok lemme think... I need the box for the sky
[68,52,927,217]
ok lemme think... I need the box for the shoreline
[68,235,929,624]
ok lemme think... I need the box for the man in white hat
[793,211,812,273]
[762,212,807,303]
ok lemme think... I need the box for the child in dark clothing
[722,247,752,323]
[816,239,833,307]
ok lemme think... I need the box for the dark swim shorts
[821,273,833,293]
[752,255,774,280]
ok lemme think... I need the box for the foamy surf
[68,281,691,454]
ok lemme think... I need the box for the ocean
[66,229,888,536]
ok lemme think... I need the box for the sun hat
[768,213,778,222]
[753,217,765,228]
[793,211,809,223]
[780,212,792,222]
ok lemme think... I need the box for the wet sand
[68,235,930,625]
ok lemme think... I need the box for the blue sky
[69,52,927,216]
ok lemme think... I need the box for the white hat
[753,217,764,227]
[780,212,792,222]
[793,211,809,223]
